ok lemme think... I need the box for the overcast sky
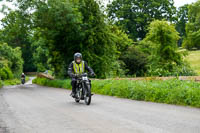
[0,0,198,26]
[174,0,197,7]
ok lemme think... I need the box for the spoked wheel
[75,91,81,103]
[84,84,91,105]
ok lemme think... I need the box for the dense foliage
[0,11,36,72]
[0,43,23,79]
[107,0,176,41]
[0,0,199,77]
[141,20,195,76]
[183,0,200,49]
[175,4,189,47]
[120,45,148,76]
[0,0,132,78]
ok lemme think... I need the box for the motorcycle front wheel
[75,90,81,103]
[84,84,91,105]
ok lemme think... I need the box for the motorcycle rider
[21,73,26,83]
[68,53,95,98]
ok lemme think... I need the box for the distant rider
[21,73,26,79]
[21,73,26,84]
[68,53,95,97]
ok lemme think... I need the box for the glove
[90,72,95,77]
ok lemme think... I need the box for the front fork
[82,80,91,97]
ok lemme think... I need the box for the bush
[140,20,196,76]
[120,45,148,76]
[3,67,13,79]
[0,69,7,80]
[33,77,200,108]
[0,67,14,80]
[0,80,3,88]
[0,43,23,77]
[147,62,196,77]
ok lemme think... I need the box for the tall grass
[92,79,200,107]
[33,78,200,108]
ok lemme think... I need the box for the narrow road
[0,78,200,133]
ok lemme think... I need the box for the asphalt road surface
[0,78,200,133]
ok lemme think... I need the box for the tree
[31,0,83,77]
[0,10,36,72]
[77,0,133,78]
[107,0,176,41]
[142,20,186,76]
[31,28,50,72]
[183,0,200,49]
[0,43,23,78]
[175,4,189,47]
[0,0,134,78]
[30,0,132,78]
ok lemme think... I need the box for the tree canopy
[107,0,176,41]
[0,0,197,78]
[183,0,200,49]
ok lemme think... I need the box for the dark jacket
[21,74,25,78]
[68,61,94,78]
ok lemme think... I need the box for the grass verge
[33,77,200,108]
[33,77,71,89]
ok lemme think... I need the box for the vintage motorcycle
[72,73,92,105]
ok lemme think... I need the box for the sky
[174,0,197,7]
[0,0,198,27]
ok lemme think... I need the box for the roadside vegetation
[0,43,24,87]
[33,78,71,89]
[3,76,30,86]
[33,77,200,108]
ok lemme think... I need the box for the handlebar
[73,73,95,78]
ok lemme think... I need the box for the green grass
[32,78,71,89]
[186,50,200,75]
[3,79,21,86]
[33,77,200,108]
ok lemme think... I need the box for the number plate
[82,77,88,80]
